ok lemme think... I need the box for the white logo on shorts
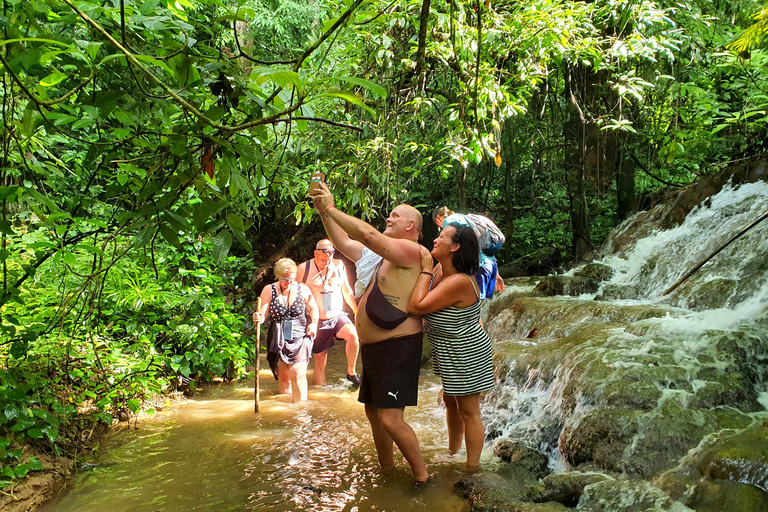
[388,391,400,400]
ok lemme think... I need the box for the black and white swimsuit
[266,283,313,379]
[424,274,494,396]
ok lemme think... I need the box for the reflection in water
[41,344,483,511]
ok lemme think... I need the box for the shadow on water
[40,343,478,512]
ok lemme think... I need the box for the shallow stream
[40,344,483,512]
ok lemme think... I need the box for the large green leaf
[315,91,374,115]
[212,231,232,263]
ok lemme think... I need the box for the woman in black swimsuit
[253,258,319,402]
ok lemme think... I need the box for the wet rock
[687,370,760,410]
[454,466,545,511]
[493,439,550,480]
[577,479,692,511]
[686,479,768,512]
[689,420,768,492]
[599,156,768,256]
[574,263,614,282]
[499,247,563,278]
[666,277,738,310]
[533,276,599,296]
[594,283,640,300]
[537,471,610,507]
[558,400,736,479]
[558,406,639,470]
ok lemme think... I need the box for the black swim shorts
[312,312,353,354]
[358,332,423,408]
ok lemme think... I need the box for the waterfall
[482,180,768,506]
[597,180,768,306]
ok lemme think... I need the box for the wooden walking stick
[254,297,262,414]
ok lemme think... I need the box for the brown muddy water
[40,343,487,511]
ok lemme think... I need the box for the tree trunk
[503,121,516,263]
[563,61,591,259]
[458,161,468,211]
[616,143,637,221]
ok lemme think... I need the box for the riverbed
[40,343,486,511]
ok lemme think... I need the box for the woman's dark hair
[447,225,479,275]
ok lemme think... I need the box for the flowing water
[40,344,487,512]
[480,180,768,493]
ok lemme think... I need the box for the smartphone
[309,172,326,193]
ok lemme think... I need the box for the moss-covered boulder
[533,275,600,296]
[689,420,768,492]
[493,439,550,480]
[537,471,611,507]
[594,283,641,300]
[499,247,563,278]
[686,479,768,512]
[577,479,692,511]
[574,263,615,282]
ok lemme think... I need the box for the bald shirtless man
[297,239,360,387]
[310,182,429,484]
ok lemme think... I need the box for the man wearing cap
[298,240,361,387]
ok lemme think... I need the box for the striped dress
[424,275,495,396]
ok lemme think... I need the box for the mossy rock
[577,479,692,511]
[689,420,768,492]
[454,465,546,511]
[686,479,768,512]
[594,283,640,300]
[493,439,551,480]
[533,276,599,297]
[687,371,760,410]
[537,471,611,507]
[559,401,730,478]
[558,407,640,469]
[574,263,614,282]
[666,278,738,310]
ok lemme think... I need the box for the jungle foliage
[0,0,766,490]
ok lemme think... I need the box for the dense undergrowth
[0,233,256,490]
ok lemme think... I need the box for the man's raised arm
[318,205,365,262]
[312,183,420,269]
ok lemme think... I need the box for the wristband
[421,271,434,277]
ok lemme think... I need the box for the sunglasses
[315,249,335,254]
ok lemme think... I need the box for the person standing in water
[310,182,429,484]
[297,239,361,387]
[408,225,494,472]
[253,258,319,402]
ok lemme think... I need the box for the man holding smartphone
[310,182,429,484]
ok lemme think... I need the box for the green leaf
[26,428,44,439]
[0,185,20,201]
[0,219,14,236]
[13,463,30,478]
[316,91,374,115]
[160,224,181,250]
[134,227,157,248]
[74,244,105,256]
[133,54,175,77]
[330,76,387,99]
[212,231,232,263]
[127,399,141,413]
[40,71,68,87]
[252,67,303,91]
[226,213,245,232]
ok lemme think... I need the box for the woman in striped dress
[408,225,494,472]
